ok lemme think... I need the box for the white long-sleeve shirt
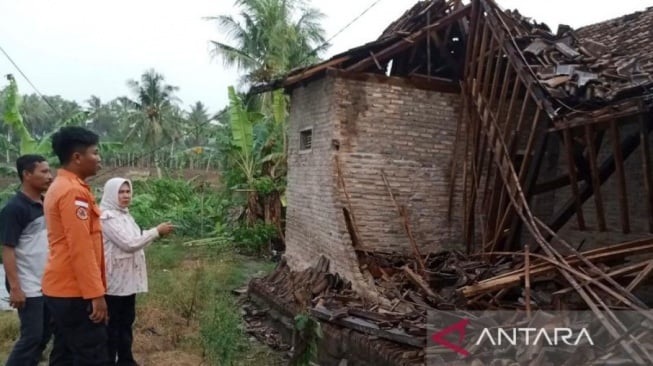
[101,209,159,296]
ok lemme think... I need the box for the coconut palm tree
[122,69,181,147]
[207,0,328,85]
[185,101,213,148]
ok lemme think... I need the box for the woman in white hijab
[100,177,173,365]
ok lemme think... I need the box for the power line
[0,42,226,179]
[248,0,385,94]
[298,0,385,64]
[321,0,385,51]
[0,44,63,117]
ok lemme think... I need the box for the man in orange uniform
[42,126,109,365]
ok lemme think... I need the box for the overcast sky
[0,0,650,115]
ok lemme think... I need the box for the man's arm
[2,246,25,308]
[58,189,105,300]
[0,204,26,309]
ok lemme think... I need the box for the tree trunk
[247,191,258,226]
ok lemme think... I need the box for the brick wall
[284,73,465,292]
[334,77,464,255]
[285,76,367,291]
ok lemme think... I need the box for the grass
[0,238,283,365]
[0,311,19,363]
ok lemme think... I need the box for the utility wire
[248,0,385,93]
[0,44,63,117]
[2,0,386,176]
[111,0,382,174]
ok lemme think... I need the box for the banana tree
[257,89,288,239]
[2,74,90,158]
[228,85,263,224]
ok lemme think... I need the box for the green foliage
[290,313,323,366]
[129,178,228,237]
[201,294,247,365]
[229,223,277,254]
[252,176,275,195]
[227,86,263,186]
[2,75,38,154]
[207,0,328,85]
[0,183,19,207]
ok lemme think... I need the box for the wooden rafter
[548,117,652,232]
[345,4,471,74]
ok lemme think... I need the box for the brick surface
[284,74,465,291]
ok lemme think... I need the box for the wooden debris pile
[250,236,653,347]
[240,301,291,357]
[498,8,653,107]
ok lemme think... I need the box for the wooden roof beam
[345,4,471,73]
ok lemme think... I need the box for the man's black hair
[51,127,100,165]
[16,154,47,182]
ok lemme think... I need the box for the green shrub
[200,292,246,365]
[128,178,229,238]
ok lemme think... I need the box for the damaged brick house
[257,0,653,292]
[248,0,653,364]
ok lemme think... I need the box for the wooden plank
[524,244,532,319]
[472,16,490,96]
[626,260,653,292]
[335,155,364,249]
[610,120,630,233]
[330,69,460,93]
[473,34,500,217]
[345,5,471,73]
[480,40,499,104]
[482,236,653,284]
[480,1,556,119]
[403,266,443,302]
[533,174,589,194]
[491,79,522,242]
[640,113,653,233]
[462,86,473,250]
[310,306,424,348]
[381,170,426,272]
[552,260,653,297]
[495,85,533,225]
[462,0,480,79]
[426,12,431,78]
[464,82,483,248]
[480,46,507,221]
[461,238,653,298]
[507,109,548,251]
[534,218,650,311]
[584,124,607,231]
[283,56,350,86]
[563,128,586,230]
[549,100,642,131]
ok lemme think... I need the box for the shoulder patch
[76,206,89,220]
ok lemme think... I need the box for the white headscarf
[100,177,131,213]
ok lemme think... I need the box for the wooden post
[584,124,607,231]
[640,113,653,233]
[563,128,586,230]
[610,120,630,233]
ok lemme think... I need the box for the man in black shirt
[1,154,53,366]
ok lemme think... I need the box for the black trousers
[5,296,52,366]
[105,294,136,365]
[45,296,109,366]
